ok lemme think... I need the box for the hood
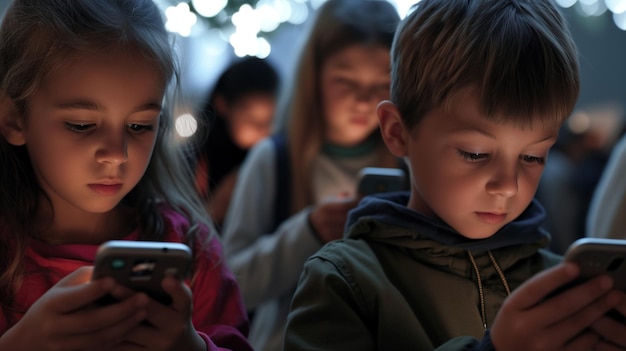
[346,191,550,252]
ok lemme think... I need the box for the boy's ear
[377,100,408,157]
[0,93,26,146]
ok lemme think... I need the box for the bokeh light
[162,0,626,58]
[175,113,198,138]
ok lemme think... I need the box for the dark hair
[391,0,580,131]
[211,56,279,106]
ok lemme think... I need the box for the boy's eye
[520,155,545,165]
[457,149,488,162]
[65,122,95,133]
[128,124,154,134]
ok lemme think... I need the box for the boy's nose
[486,166,518,197]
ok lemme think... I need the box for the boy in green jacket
[283,0,626,350]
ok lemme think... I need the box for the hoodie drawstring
[467,250,511,330]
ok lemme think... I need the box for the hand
[308,195,360,243]
[490,262,623,351]
[111,275,205,351]
[589,292,626,350]
[0,266,148,351]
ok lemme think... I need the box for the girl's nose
[95,133,128,165]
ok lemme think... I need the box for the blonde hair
[0,0,213,315]
[275,0,400,212]
[391,0,580,132]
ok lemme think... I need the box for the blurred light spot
[288,2,309,24]
[556,0,578,7]
[232,4,261,34]
[175,114,198,138]
[256,37,272,58]
[310,0,327,10]
[614,10,626,29]
[257,3,281,32]
[606,0,626,13]
[579,0,608,15]
[390,0,422,18]
[568,111,591,134]
[165,3,197,37]
[191,0,227,18]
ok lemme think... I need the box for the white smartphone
[92,240,192,305]
[562,237,626,322]
[563,237,626,291]
[356,167,406,196]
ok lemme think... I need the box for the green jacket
[284,193,561,351]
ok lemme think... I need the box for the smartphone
[563,237,626,291]
[92,240,192,305]
[356,167,406,196]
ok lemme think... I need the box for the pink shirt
[0,207,252,351]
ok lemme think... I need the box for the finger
[537,276,620,330]
[591,313,626,347]
[547,290,621,345]
[595,340,626,351]
[563,330,600,351]
[52,277,117,313]
[122,324,162,349]
[56,266,95,287]
[160,275,192,315]
[58,292,148,334]
[506,263,579,310]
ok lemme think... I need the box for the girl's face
[14,48,165,222]
[320,44,390,147]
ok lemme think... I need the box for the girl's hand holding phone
[111,274,206,351]
[0,267,148,351]
[490,262,624,351]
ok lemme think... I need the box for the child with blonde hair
[221,0,402,350]
[0,0,252,350]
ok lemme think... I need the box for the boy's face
[378,88,560,239]
[5,48,164,220]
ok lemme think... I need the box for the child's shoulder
[309,238,383,278]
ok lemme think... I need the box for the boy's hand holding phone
[490,263,626,351]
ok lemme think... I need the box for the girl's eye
[65,122,95,133]
[457,149,488,162]
[520,155,545,165]
[128,123,154,134]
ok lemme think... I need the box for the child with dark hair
[284,0,626,350]
[193,57,279,228]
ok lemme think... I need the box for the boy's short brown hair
[390,0,579,131]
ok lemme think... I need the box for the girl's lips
[476,212,507,225]
[88,183,122,196]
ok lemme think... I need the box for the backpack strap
[270,133,291,231]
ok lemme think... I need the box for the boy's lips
[475,212,507,224]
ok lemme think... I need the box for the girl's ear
[0,94,26,146]
[377,100,408,157]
